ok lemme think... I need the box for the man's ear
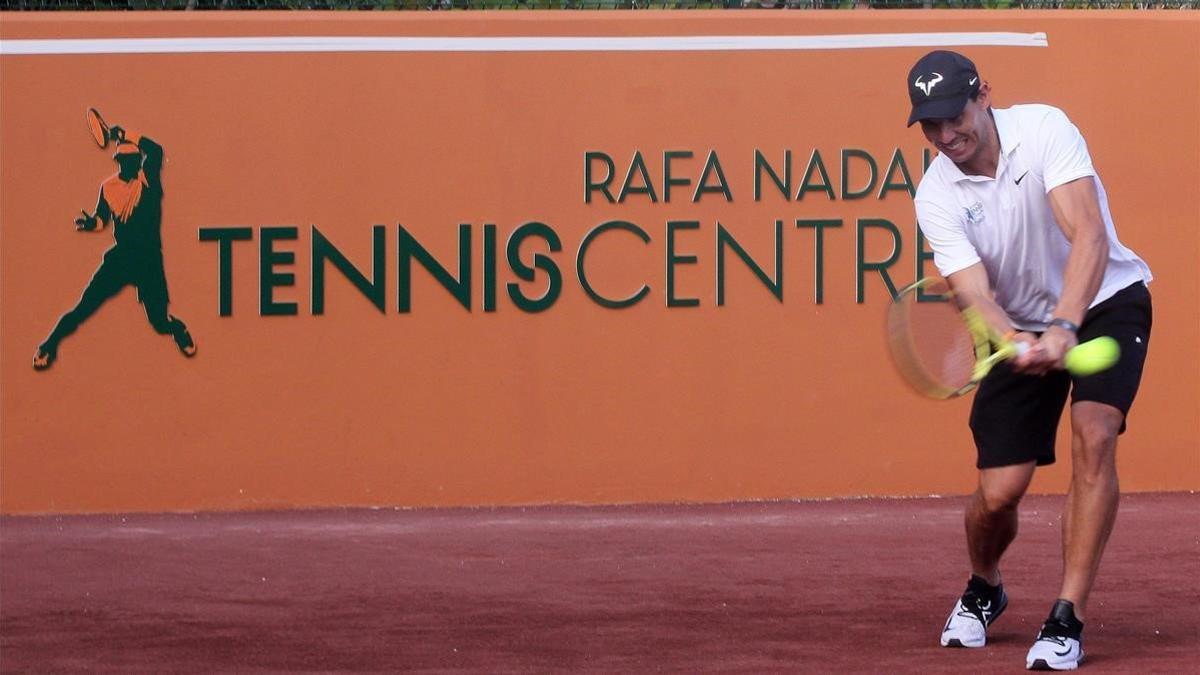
[975,81,992,108]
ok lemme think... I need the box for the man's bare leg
[1058,401,1124,620]
[967,460,1037,585]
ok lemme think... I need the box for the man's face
[918,85,992,167]
[115,154,142,175]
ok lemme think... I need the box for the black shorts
[93,245,171,308]
[969,282,1152,469]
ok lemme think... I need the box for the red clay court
[2,492,1196,672]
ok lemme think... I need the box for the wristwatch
[1048,318,1080,333]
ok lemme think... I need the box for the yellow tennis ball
[1065,336,1120,376]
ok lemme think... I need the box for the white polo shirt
[914,104,1152,331]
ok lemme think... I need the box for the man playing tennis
[905,51,1153,671]
[33,126,195,370]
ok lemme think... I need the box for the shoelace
[956,594,997,624]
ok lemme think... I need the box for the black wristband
[1048,318,1079,333]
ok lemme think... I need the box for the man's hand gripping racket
[886,277,1120,400]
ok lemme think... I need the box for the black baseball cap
[906,50,982,127]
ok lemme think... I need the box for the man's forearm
[1051,230,1108,327]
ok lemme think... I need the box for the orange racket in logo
[86,107,129,148]
[86,108,111,147]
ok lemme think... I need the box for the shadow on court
[2,493,1196,673]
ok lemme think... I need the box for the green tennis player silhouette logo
[33,109,196,370]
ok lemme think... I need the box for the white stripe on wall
[0,33,1047,56]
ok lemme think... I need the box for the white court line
[0,33,1047,56]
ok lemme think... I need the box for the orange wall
[2,12,1197,514]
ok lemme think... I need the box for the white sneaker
[1026,600,1085,670]
[1026,633,1083,670]
[940,578,1008,648]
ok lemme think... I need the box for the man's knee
[1072,421,1120,454]
[978,484,1024,515]
[58,305,90,330]
[60,308,82,326]
[1071,440,1119,488]
[976,462,1035,515]
[1071,402,1122,479]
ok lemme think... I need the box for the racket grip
[994,337,1028,361]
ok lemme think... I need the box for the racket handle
[992,338,1027,361]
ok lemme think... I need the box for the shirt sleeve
[915,197,979,278]
[1036,107,1096,193]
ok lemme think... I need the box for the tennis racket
[886,277,1122,399]
[886,277,1024,399]
[86,108,111,148]
[86,107,127,149]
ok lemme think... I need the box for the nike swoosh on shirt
[1015,171,1029,185]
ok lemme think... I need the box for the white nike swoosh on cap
[969,77,978,85]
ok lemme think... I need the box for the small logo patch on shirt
[964,202,985,226]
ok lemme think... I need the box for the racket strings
[887,289,979,398]
[86,108,109,148]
